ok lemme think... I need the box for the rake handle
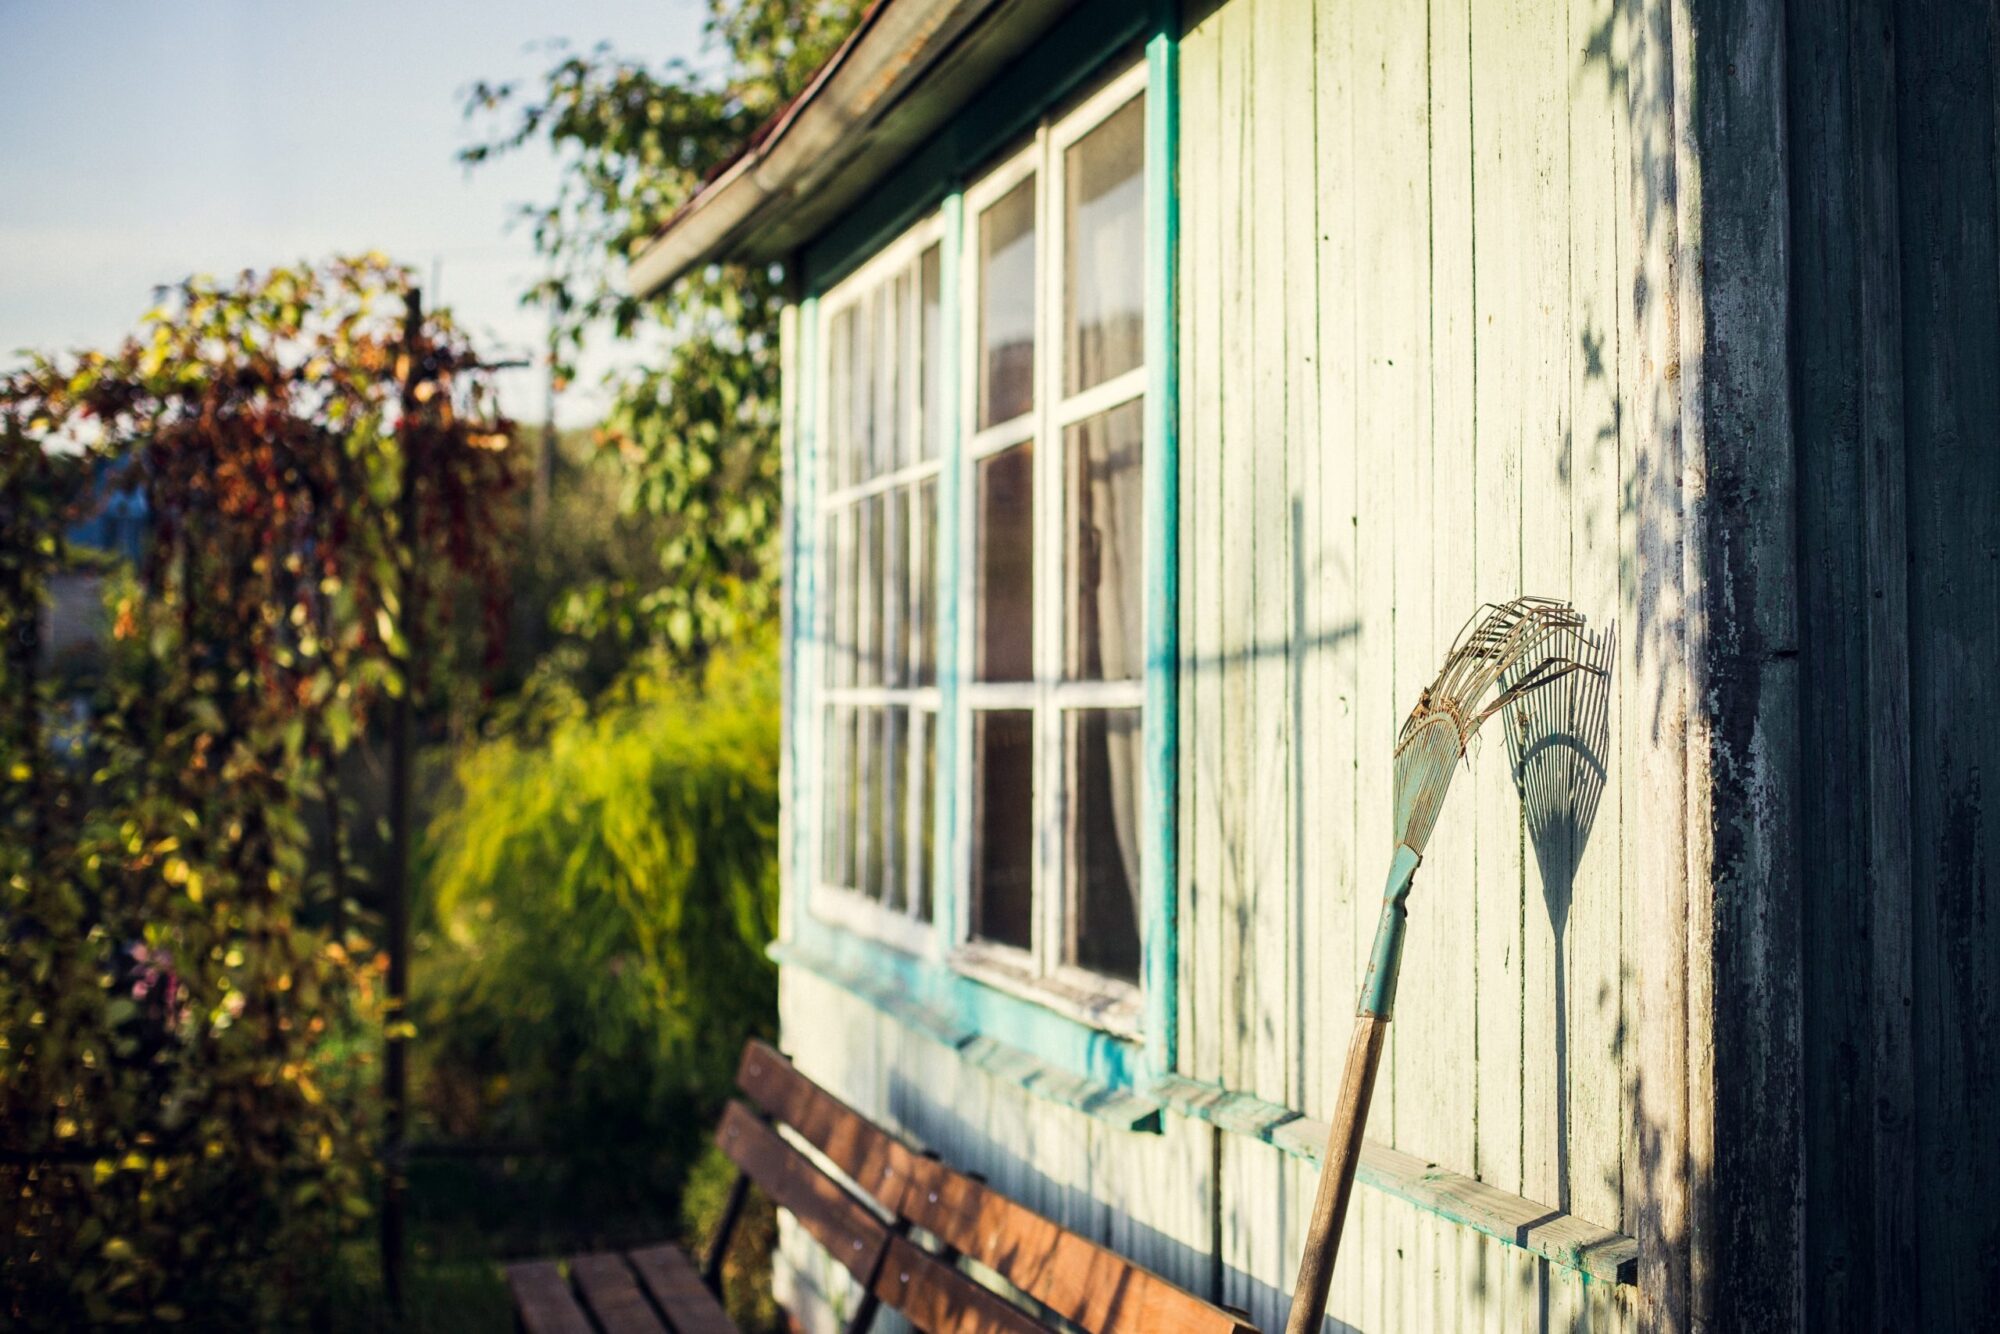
[1285,1013,1389,1334]
[1286,847,1419,1334]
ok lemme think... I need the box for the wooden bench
[507,1038,1260,1333]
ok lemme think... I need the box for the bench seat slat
[627,1244,737,1334]
[505,1259,596,1334]
[738,1041,1255,1334]
[571,1252,669,1334]
[716,1099,889,1285]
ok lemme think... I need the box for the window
[816,224,945,952]
[810,62,1152,1032]
[960,68,1148,1023]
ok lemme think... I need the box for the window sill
[948,944,1144,1041]
[770,936,1162,1132]
[1150,1074,1640,1287]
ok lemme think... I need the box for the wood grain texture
[628,1245,738,1334]
[1284,1015,1386,1334]
[505,1261,596,1334]
[570,1253,669,1334]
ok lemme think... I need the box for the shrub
[415,636,780,1186]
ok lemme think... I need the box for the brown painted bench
[507,1038,1260,1333]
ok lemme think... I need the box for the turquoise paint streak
[933,194,963,953]
[1140,15,1181,1082]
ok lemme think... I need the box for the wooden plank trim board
[768,939,1165,1130]
[1151,1074,1637,1286]
[504,1260,596,1334]
[569,1253,669,1334]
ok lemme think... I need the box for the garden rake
[1285,597,1597,1334]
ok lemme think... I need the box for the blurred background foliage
[4,0,862,1327]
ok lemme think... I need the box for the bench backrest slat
[717,1099,889,1285]
[736,1041,1256,1334]
[872,1234,1047,1334]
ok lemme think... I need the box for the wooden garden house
[631,0,2000,1327]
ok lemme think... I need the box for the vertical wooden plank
[1421,0,1480,1187]
[1512,0,1571,1218]
[1216,0,1256,1097]
[1469,0,1528,1202]
[1349,0,1432,1152]
[1565,0,1627,1239]
[1895,0,2000,1321]
[1248,0,1295,1110]
[1180,6,1224,1084]
[1278,0,1319,1122]
[1621,0,1690,1320]
[1309,0,1361,1134]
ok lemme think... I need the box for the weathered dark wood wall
[1696,0,2000,1324]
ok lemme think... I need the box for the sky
[0,0,713,426]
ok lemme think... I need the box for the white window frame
[952,60,1150,1036]
[809,211,948,959]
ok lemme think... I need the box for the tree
[463,0,863,663]
[0,257,515,1329]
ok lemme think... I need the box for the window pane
[839,707,860,889]
[894,267,918,470]
[915,709,935,922]
[880,276,904,474]
[821,707,846,886]
[1064,398,1145,680]
[1065,95,1146,395]
[828,305,854,489]
[859,494,882,686]
[920,244,943,459]
[977,442,1035,681]
[849,295,874,486]
[914,479,936,686]
[1066,708,1142,982]
[860,707,885,900]
[972,710,1034,950]
[880,707,905,910]
[884,486,907,687]
[979,176,1037,428]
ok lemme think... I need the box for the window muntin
[816,225,945,949]
[960,67,1148,1022]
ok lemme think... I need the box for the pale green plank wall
[1171,0,1673,1323]
[773,0,1682,1324]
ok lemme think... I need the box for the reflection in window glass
[979,177,1037,428]
[1066,709,1142,982]
[881,707,906,911]
[977,443,1034,681]
[1065,95,1146,394]
[973,710,1034,951]
[915,710,935,922]
[920,244,943,459]
[860,708,884,900]
[914,479,936,686]
[1064,398,1145,681]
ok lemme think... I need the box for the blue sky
[0,0,711,425]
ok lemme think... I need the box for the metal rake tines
[1395,597,1596,758]
[1388,597,1601,850]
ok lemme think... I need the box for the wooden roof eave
[626,0,1077,298]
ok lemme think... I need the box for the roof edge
[627,0,1013,298]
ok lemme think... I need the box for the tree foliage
[0,257,515,1328]
[463,0,862,663]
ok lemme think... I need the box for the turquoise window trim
[783,6,1180,1114]
[1139,9,1181,1085]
